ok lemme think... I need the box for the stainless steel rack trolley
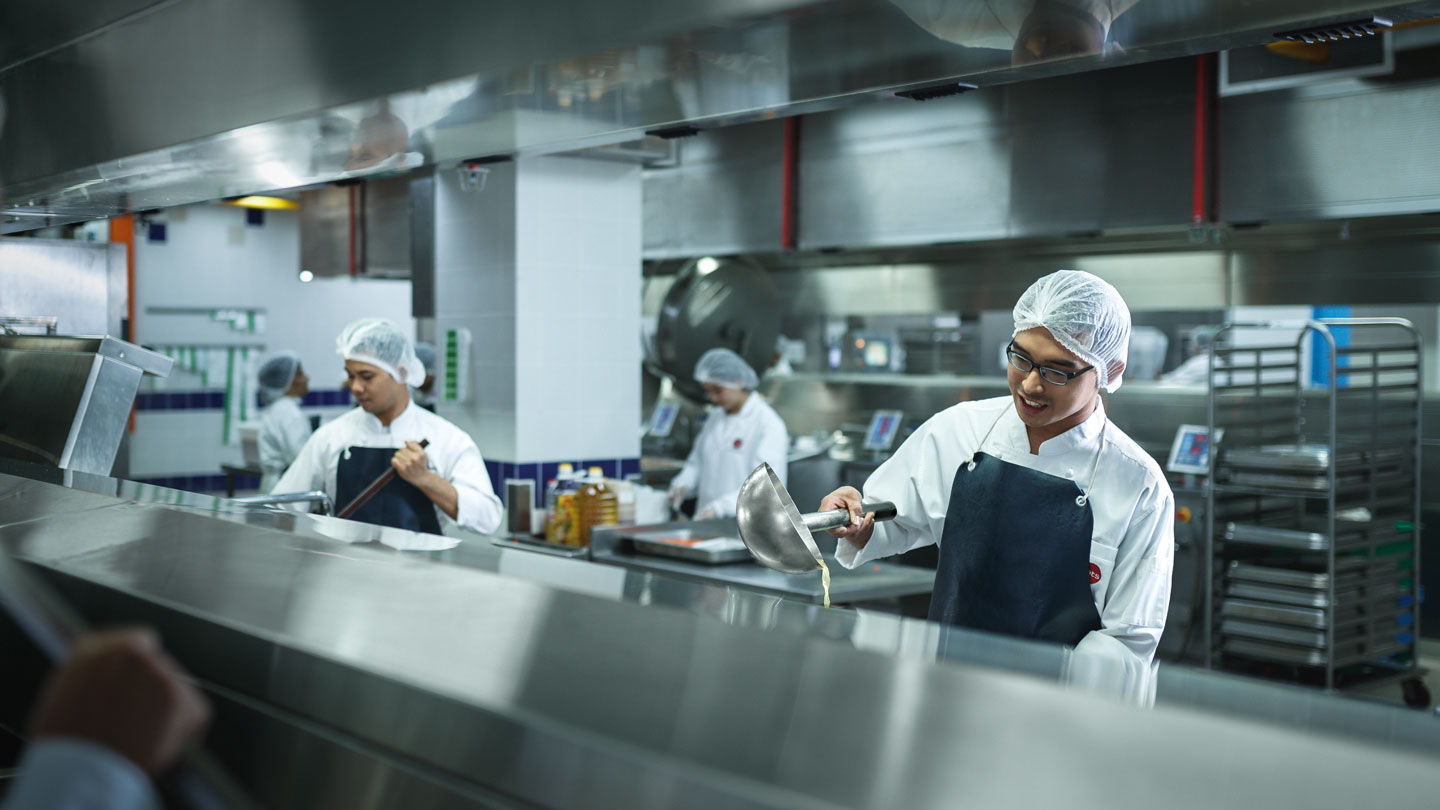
[1204,319,1426,705]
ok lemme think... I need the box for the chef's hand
[29,629,211,777]
[821,486,875,548]
[668,484,689,511]
[392,441,432,484]
[695,503,718,521]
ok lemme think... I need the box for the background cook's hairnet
[1012,269,1132,392]
[336,318,425,385]
[413,341,437,381]
[694,348,759,390]
[257,351,300,406]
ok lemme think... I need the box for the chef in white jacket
[274,318,502,536]
[257,351,313,493]
[823,270,1173,702]
[669,348,790,520]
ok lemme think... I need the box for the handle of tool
[802,500,897,532]
[336,438,429,519]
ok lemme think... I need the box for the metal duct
[5,0,1440,232]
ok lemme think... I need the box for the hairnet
[257,351,300,406]
[694,348,759,390]
[1012,269,1131,392]
[336,318,425,385]
[413,341,437,380]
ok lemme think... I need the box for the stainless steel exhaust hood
[3,0,1438,232]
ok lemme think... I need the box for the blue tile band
[135,389,353,411]
[489,458,643,506]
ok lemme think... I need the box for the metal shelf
[1204,318,1423,693]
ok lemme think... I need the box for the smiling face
[1006,327,1103,446]
[346,360,408,424]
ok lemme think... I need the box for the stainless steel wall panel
[0,240,114,334]
[643,121,784,258]
[1231,239,1440,306]
[798,97,1013,248]
[1220,78,1440,222]
[1007,60,1196,235]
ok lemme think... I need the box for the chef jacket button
[1066,468,1076,478]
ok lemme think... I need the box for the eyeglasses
[1006,341,1094,386]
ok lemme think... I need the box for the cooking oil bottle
[575,466,619,546]
[545,463,580,544]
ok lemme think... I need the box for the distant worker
[257,351,313,493]
[669,348,790,520]
[274,319,502,535]
[1,629,211,810]
[412,340,438,412]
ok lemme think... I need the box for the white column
[432,155,642,506]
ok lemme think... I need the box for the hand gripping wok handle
[802,501,897,532]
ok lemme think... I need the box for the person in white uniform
[257,351,313,493]
[669,348,790,520]
[274,319,502,536]
[824,270,1173,697]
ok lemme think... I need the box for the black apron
[928,451,1102,646]
[335,446,442,535]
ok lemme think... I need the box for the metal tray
[1222,637,1407,668]
[1225,470,1370,492]
[1222,598,1328,628]
[1223,521,1375,551]
[628,531,754,565]
[1220,618,1361,648]
[1225,523,1330,551]
[1226,560,1397,590]
[1222,444,1405,472]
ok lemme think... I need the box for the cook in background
[257,351,313,493]
[669,348,790,521]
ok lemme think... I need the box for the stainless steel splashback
[7,0,1439,232]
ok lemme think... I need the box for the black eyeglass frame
[1006,341,1095,386]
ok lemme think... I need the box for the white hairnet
[694,348,759,390]
[413,341,437,379]
[336,318,425,385]
[257,351,300,406]
[1012,269,1131,392]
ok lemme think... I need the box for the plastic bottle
[545,463,580,544]
[575,466,619,546]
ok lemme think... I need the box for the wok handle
[802,500,897,532]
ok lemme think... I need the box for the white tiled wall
[433,154,641,465]
[130,203,414,481]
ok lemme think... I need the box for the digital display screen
[864,409,904,452]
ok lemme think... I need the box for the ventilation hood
[3,0,1438,232]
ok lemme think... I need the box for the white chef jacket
[841,395,1173,696]
[672,393,790,519]
[258,396,313,493]
[272,401,503,535]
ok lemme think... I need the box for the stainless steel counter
[589,518,936,605]
[6,460,1440,809]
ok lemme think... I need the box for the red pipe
[781,116,800,250]
[1191,53,1213,226]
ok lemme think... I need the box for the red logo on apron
[1089,563,1102,584]
[733,438,743,449]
